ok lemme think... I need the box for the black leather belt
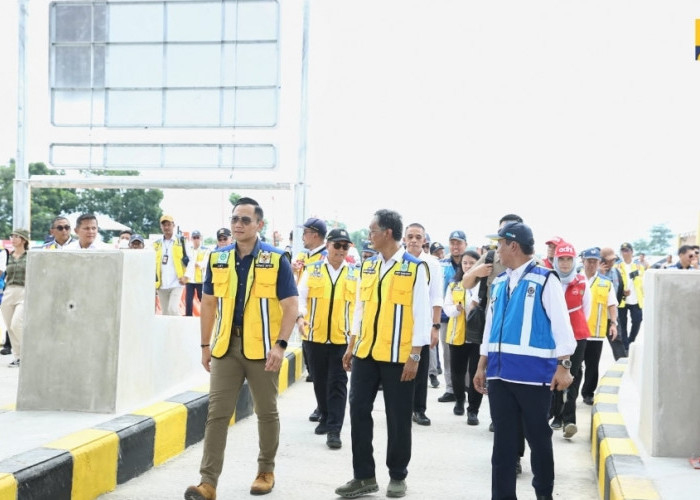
[233,325,243,336]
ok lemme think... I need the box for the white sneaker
[563,423,577,439]
[8,359,20,368]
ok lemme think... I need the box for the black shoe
[489,421,494,432]
[550,418,563,430]
[306,374,313,382]
[466,411,479,426]
[412,412,431,426]
[437,366,443,375]
[0,347,10,356]
[536,496,553,500]
[453,401,465,416]
[377,383,383,391]
[309,408,321,422]
[583,395,594,405]
[315,422,330,435]
[437,392,455,403]
[429,374,440,388]
[326,432,342,449]
[515,458,522,475]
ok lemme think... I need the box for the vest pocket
[389,275,413,305]
[253,267,277,298]
[211,268,229,296]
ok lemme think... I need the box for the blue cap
[361,240,376,254]
[486,222,534,247]
[448,230,467,242]
[581,247,601,260]
[300,217,327,237]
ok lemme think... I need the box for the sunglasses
[217,236,230,241]
[601,259,616,265]
[230,216,254,225]
[332,242,350,250]
[54,225,71,231]
[192,236,200,239]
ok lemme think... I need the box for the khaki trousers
[156,286,183,316]
[199,335,280,487]
[0,285,24,359]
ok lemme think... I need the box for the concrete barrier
[591,359,660,500]
[0,347,303,500]
[17,250,204,413]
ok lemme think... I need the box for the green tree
[75,170,164,241]
[0,161,80,240]
[350,228,369,250]
[632,224,674,255]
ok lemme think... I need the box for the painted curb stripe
[591,362,661,500]
[0,347,302,500]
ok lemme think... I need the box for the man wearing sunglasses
[184,230,210,317]
[215,227,232,248]
[296,228,356,450]
[42,216,75,250]
[186,197,298,499]
[597,247,627,360]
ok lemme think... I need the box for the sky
[1,0,699,255]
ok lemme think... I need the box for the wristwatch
[275,339,288,349]
[409,353,421,362]
[432,323,441,330]
[557,359,572,369]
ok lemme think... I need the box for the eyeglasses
[192,236,200,239]
[54,225,71,231]
[333,242,350,250]
[601,259,615,265]
[230,216,254,225]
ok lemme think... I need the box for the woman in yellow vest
[443,250,482,421]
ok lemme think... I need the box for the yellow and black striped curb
[590,358,660,500]
[0,347,303,500]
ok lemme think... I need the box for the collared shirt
[158,237,180,289]
[297,258,348,316]
[352,246,431,347]
[4,251,27,287]
[65,239,105,250]
[480,258,576,358]
[42,237,75,250]
[203,239,297,326]
[420,252,444,308]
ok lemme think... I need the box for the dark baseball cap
[429,242,444,254]
[216,227,232,238]
[327,228,351,242]
[486,222,535,247]
[300,217,327,237]
[620,242,633,252]
[191,230,201,238]
[448,230,467,242]
[129,234,145,245]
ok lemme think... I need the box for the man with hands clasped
[472,222,576,500]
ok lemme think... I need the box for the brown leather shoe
[184,482,216,500]
[250,472,275,495]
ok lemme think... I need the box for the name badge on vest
[255,251,274,268]
[213,251,229,268]
[363,262,378,275]
[394,261,412,277]
[310,263,323,277]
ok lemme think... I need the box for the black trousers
[449,343,483,414]
[302,339,313,378]
[412,345,430,413]
[581,340,603,399]
[489,379,554,499]
[618,303,643,350]
[350,356,415,481]
[185,283,203,317]
[551,339,587,424]
[308,342,348,432]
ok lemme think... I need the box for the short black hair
[516,241,535,256]
[374,209,403,242]
[75,213,97,228]
[499,213,523,225]
[406,222,425,233]
[233,196,264,220]
[678,245,693,256]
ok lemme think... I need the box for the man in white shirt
[336,209,430,499]
[66,214,102,249]
[43,216,75,249]
[185,230,209,316]
[403,223,442,426]
[153,215,188,316]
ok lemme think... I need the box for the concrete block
[638,270,700,457]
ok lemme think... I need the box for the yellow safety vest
[587,275,612,339]
[154,238,186,289]
[354,254,423,363]
[446,282,467,346]
[294,248,327,282]
[209,244,283,360]
[617,261,644,308]
[304,262,357,345]
[192,246,208,284]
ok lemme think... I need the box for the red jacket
[564,275,591,340]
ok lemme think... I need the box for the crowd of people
[1,204,698,500]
